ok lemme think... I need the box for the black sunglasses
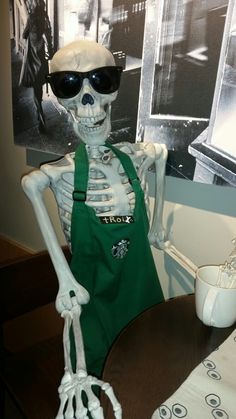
[46,66,123,99]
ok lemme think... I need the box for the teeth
[81,125,104,132]
[77,114,106,132]
[78,113,106,127]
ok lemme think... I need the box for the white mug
[195,265,236,328]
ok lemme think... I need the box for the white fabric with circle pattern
[152,329,236,419]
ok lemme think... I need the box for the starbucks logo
[112,239,130,259]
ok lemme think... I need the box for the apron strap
[73,143,89,202]
[105,142,139,185]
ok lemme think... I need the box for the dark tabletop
[101,294,235,419]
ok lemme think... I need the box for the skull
[50,40,119,146]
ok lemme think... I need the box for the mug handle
[202,288,218,326]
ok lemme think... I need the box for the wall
[1,0,236,300]
[150,178,236,298]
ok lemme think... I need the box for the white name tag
[99,215,134,224]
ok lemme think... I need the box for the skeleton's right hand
[55,274,90,313]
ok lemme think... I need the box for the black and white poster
[10,0,145,156]
[10,0,236,186]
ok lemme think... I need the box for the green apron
[70,142,164,377]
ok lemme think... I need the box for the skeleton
[22,39,196,418]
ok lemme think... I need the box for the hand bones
[56,299,122,419]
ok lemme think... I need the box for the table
[101,294,235,419]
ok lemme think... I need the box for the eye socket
[56,73,82,99]
[172,403,187,418]
[48,72,82,99]
[91,68,120,94]
[158,404,172,419]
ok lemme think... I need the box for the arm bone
[147,144,197,277]
[21,170,89,313]
[148,143,168,248]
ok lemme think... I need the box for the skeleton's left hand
[55,273,90,313]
